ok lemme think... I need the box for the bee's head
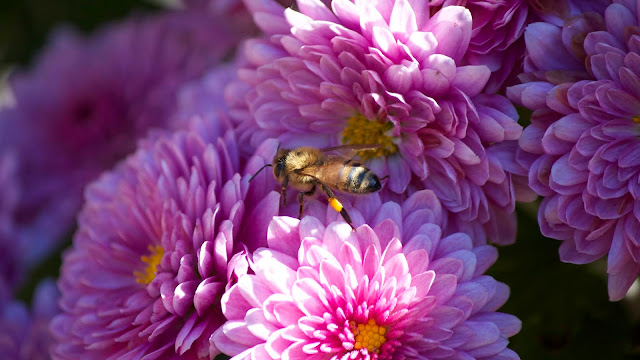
[272,149,289,180]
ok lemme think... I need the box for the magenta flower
[0,279,60,360]
[212,190,521,359]
[0,10,242,266]
[50,121,281,359]
[227,0,525,244]
[509,0,640,300]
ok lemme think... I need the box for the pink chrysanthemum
[509,0,640,300]
[0,279,60,360]
[0,10,242,266]
[227,0,527,244]
[212,190,521,359]
[51,119,281,359]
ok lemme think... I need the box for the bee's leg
[321,184,355,231]
[280,176,289,207]
[297,186,316,219]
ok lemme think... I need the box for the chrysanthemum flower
[227,0,526,244]
[51,120,281,358]
[0,10,242,266]
[212,190,521,359]
[509,0,640,300]
[0,279,60,360]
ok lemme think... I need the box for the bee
[250,144,383,230]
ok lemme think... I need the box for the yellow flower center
[134,245,164,285]
[350,318,388,354]
[633,115,640,124]
[341,114,397,160]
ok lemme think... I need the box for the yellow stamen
[341,114,397,160]
[350,318,388,354]
[633,115,640,124]
[134,245,164,285]
[329,198,343,212]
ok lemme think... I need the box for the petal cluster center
[342,114,397,160]
[134,244,164,285]
[350,319,387,354]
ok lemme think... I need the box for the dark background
[2,1,638,358]
[0,0,157,67]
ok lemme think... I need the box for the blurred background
[1,0,638,359]
[0,0,160,67]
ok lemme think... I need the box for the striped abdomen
[338,163,381,194]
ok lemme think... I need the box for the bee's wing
[319,144,382,159]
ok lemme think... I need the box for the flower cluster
[14,0,640,358]
[509,0,640,300]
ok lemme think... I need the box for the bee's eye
[274,162,285,178]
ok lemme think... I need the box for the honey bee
[250,144,383,230]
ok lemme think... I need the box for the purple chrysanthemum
[509,0,640,300]
[0,279,60,360]
[212,190,521,359]
[51,120,281,358]
[0,10,242,266]
[226,0,527,244]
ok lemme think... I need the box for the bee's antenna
[248,164,272,182]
